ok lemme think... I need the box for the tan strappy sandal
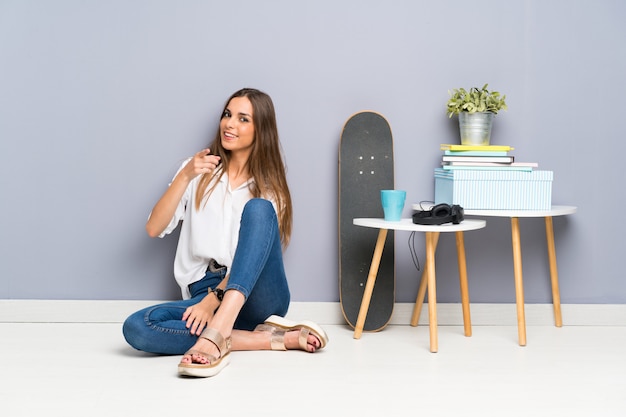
[177,328,232,377]
[255,323,289,350]
[256,315,329,351]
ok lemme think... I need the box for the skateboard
[338,111,395,331]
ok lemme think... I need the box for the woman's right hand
[145,149,221,238]
[181,148,221,180]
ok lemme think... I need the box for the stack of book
[439,144,538,171]
[435,144,552,210]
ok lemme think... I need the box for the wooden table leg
[545,216,563,327]
[353,228,388,339]
[411,233,440,327]
[511,217,527,346]
[456,231,472,337]
[425,231,438,353]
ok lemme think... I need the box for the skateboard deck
[339,111,395,331]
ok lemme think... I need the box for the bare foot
[284,329,321,352]
[180,332,229,365]
[255,327,322,353]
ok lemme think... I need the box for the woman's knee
[242,198,276,222]
[122,312,148,351]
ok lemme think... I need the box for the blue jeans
[122,199,291,355]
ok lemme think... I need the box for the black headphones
[412,203,464,225]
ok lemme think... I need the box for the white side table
[464,206,577,346]
[414,204,577,346]
[352,218,486,352]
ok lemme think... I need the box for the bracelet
[209,287,224,301]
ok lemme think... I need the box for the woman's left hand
[182,297,216,335]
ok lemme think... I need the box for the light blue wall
[1,0,624,303]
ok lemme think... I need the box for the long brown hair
[194,88,293,247]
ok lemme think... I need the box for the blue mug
[380,190,406,221]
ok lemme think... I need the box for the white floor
[1,320,625,417]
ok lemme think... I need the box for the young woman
[123,88,328,378]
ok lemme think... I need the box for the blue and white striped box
[434,168,553,210]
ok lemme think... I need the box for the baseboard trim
[1,300,624,326]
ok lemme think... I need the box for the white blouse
[158,160,255,299]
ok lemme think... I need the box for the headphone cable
[408,231,421,272]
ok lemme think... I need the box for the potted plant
[446,84,507,146]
